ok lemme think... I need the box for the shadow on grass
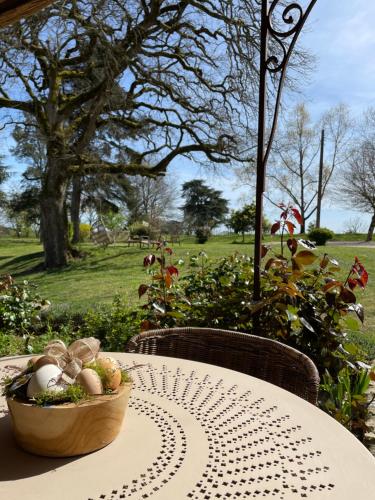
[0,252,45,277]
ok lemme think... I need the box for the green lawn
[1,235,375,356]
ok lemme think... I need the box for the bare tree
[0,0,312,268]
[266,103,351,233]
[339,142,375,241]
[129,175,176,225]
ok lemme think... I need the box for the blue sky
[170,0,375,233]
[4,1,375,233]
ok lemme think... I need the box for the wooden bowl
[6,382,132,457]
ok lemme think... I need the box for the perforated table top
[0,353,374,500]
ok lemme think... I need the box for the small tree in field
[227,204,256,242]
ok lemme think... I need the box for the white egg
[27,364,65,398]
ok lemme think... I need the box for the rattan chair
[125,327,320,404]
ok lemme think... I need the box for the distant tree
[129,175,177,227]
[0,162,8,211]
[6,187,41,237]
[181,180,228,241]
[338,141,375,241]
[227,203,256,242]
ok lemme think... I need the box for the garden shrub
[0,275,50,334]
[308,227,334,246]
[68,222,92,241]
[129,221,149,237]
[80,296,143,351]
[195,227,210,243]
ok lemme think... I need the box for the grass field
[1,235,375,356]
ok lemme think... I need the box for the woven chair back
[125,327,320,404]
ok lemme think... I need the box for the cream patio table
[0,352,374,500]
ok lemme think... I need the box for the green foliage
[68,222,91,241]
[195,227,210,244]
[6,187,40,236]
[227,204,256,241]
[32,384,89,406]
[308,227,334,246]
[129,221,149,237]
[80,296,142,351]
[181,180,228,239]
[101,211,127,233]
[320,367,373,441]
[0,275,50,334]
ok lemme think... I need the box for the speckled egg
[27,364,65,398]
[96,356,121,391]
[76,368,103,395]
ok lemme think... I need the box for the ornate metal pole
[253,0,318,303]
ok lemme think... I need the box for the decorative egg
[33,355,59,371]
[96,356,121,391]
[27,364,65,398]
[76,368,103,395]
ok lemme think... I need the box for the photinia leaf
[164,272,172,288]
[348,303,365,323]
[287,238,298,255]
[291,256,304,272]
[294,250,318,266]
[166,265,179,276]
[138,284,149,298]
[157,256,165,266]
[140,319,156,332]
[340,288,356,304]
[347,278,358,290]
[300,317,315,333]
[351,257,369,289]
[286,221,296,235]
[298,239,316,250]
[165,247,173,255]
[261,245,270,258]
[143,254,155,267]
[323,280,343,293]
[281,210,288,220]
[277,282,302,298]
[329,258,340,267]
[291,208,303,224]
[271,221,281,235]
[152,302,166,314]
[320,254,329,269]
[265,258,285,271]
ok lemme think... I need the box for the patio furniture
[125,327,320,404]
[0,353,374,500]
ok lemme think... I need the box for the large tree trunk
[40,155,70,269]
[366,213,375,242]
[71,175,82,244]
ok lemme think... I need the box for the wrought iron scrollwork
[266,1,311,73]
[253,0,317,304]
[264,0,317,163]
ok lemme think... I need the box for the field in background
[1,235,374,357]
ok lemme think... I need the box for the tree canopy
[0,0,310,267]
[227,203,256,242]
[181,179,228,240]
